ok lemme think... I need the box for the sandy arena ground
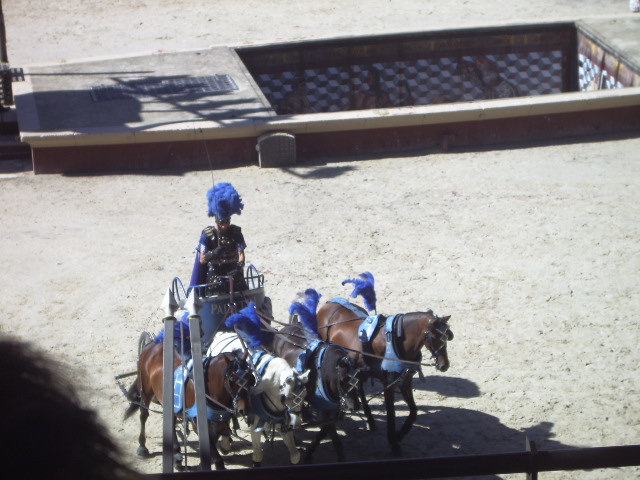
[1,1,639,478]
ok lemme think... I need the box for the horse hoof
[252,461,261,468]
[304,454,313,464]
[219,437,232,455]
[391,446,403,458]
[136,446,150,457]
[215,460,226,470]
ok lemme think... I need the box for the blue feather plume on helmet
[207,182,244,220]
[288,288,322,338]
[342,272,377,312]
[225,302,262,347]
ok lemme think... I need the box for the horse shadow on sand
[290,375,580,479]
[153,375,579,476]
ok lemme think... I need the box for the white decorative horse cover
[206,331,244,357]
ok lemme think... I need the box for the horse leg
[173,425,184,469]
[249,420,263,467]
[358,380,376,431]
[209,421,225,470]
[383,384,402,457]
[219,430,232,455]
[304,424,329,464]
[281,428,301,465]
[231,416,240,431]
[327,422,345,462]
[137,405,150,457]
[397,375,417,441]
[135,384,154,458]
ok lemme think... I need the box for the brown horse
[124,342,254,470]
[316,300,453,456]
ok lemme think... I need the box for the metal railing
[147,442,640,480]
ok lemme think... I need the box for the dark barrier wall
[237,24,576,114]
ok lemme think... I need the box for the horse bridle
[423,319,449,360]
[218,359,255,416]
[280,375,307,412]
[336,360,361,411]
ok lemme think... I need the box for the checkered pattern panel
[255,51,565,114]
[578,53,624,91]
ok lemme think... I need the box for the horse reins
[203,356,252,416]
[253,311,437,412]
[316,301,365,333]
[255,309,437,369]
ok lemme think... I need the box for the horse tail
[123,380,140,420]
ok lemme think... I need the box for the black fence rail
[0,64,23,107]
[147,443,640,480]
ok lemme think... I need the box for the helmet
[207,182,244,221]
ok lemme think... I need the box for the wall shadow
[413,375,481,399]
[21,73,274,132]
[281,164,356,179]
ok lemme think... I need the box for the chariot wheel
[138,331,155,355]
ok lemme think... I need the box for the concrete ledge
[18,86,640,148]
[29,102,640,174]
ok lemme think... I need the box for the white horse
[207,332,310,466]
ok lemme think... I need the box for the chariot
[116,263,272,472]
[169,263,272,348]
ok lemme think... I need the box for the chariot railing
[189,264,265,299]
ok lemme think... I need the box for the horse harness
[212,356,254,418]
[423,316,449,361]
[323,300,448,376]
[173,355,253,422]
[249,351,306,431]
[297,341,360,414]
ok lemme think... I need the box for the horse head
[333,349,361,411]
[423,312,453,372]
[277,364,310,430]
[226,352,256,417]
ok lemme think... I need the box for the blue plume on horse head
[207,182,244,220]
[342,272,377,312]
[225,302,262,347]
[289,288,322,338]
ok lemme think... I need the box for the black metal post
[0,0,8,64]
[525,437,538,480]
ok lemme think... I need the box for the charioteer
[189,182,248,296]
